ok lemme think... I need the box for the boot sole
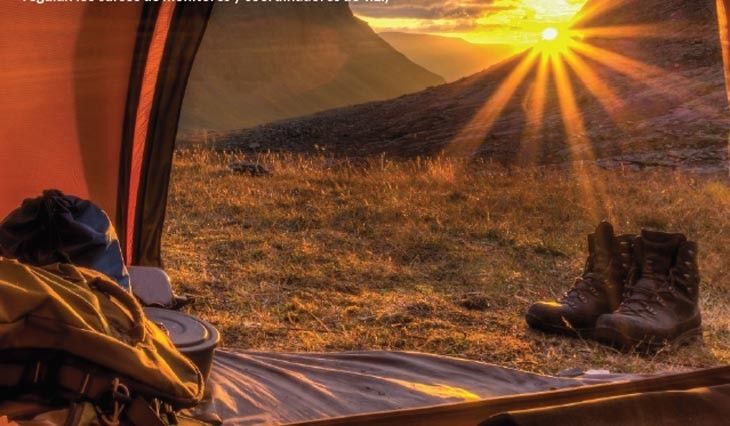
[594,325,703,353]
[525,314,595,339]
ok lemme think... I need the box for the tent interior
[0,1,729,425]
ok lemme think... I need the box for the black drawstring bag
[0,189,130,289]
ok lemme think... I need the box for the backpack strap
[1,361,114,401]
[0,362,25,387]
[0,361,52,390]
[0,361,180,425]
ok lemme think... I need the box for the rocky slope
[379,32,515,82]
[217,0,728,172]
[178,3,444,134]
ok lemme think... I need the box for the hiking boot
[595,230,702,351]
[526,222,634,338]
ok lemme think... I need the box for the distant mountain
[217,0,728,172]
[178,3,444,134]
[379,32,516,82]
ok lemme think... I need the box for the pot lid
[144,307,220,351]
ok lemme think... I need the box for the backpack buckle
[33,362,42,383]
[110,378,132,404]
[78,372,91,396]
[28,361,46,385]
[99,378,131,425]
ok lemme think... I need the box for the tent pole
[718,0,730,105]
[716,0,730,176]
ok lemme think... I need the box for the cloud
[350,0,506,20]
[350,0,586,44]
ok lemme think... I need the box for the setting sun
[353,0,588,46]
[534,25,574,56]
[542,27,560,41]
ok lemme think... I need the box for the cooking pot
[144,307,220,381]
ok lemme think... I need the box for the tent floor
[190,350,640,425]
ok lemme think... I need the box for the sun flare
[534,26,573,56]
[542,27,559,41]
[441,2,687,222]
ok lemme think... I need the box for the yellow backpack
[0,259,205,425]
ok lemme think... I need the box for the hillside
[217,0,728,172]
[178,3,444,134]
[166,151,730,374]
[379,32,515,82]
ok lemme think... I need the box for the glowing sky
[351,0,588,45]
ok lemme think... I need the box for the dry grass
[163,149,729,375]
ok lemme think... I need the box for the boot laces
[619,284,662,317]
[561,255,607,305]
[641,257,662,281]
[619,262,674,317]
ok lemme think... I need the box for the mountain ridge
[178,3,444,134]
[378,32,516,82]
[214,0,729,172]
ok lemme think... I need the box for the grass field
[163,149,729,375]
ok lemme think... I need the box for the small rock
[378,312,414,325]
[406,301,434,316]
[229,162,271,176]
[458,293,490,311]
[557,368,585,378]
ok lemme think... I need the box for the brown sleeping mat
[192,350,727,425]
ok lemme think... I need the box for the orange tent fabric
[0,4,142,227]
[0,3,212,266]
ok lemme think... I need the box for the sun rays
[551,51,615,222]
[444,50,540,158]
[440,4,714,222]
[519,53,551,165]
